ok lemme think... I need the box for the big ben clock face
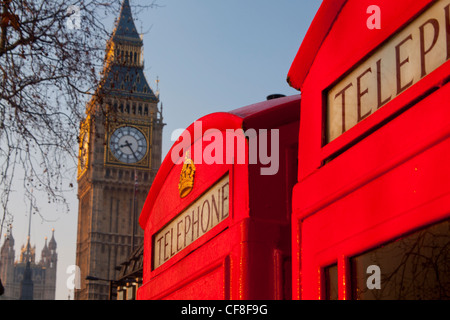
[109,126,148,164]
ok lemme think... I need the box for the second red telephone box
[137,95,300,300]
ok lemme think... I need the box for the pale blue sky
[144,1,321,157]
[3,0,322,300]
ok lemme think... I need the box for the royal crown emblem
[178,151,196,198]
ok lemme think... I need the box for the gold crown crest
[178,151,196,198]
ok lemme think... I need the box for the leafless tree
[0,0,158,236]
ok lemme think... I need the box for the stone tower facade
[0,228,57,300]
[75,0,164,300]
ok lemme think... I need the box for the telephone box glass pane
[351,219,450,300]
[325,264,338,300]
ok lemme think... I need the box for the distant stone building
[0,227,58,300]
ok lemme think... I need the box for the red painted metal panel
[299,88,450,298]
[289,0,450,300]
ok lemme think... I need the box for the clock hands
[119,141,132,149]
[111,126,147,164]
[120,140,139,161]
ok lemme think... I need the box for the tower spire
[99,0,158,102]
[113,0,142,44]
[20,201,34,300]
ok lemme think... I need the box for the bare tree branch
[0,0,159,235]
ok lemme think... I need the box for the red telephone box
[288,0,450,299]
[137,95,300,300]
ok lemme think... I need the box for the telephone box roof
[139,94,301,228]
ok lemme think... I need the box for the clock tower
[75,0,164,300]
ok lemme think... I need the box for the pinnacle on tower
[49,228,57,252]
